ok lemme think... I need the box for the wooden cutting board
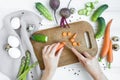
[31,21,98,70]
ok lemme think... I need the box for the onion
[8,36,20,47]
[11,17,20,29]
[8,48,21,59]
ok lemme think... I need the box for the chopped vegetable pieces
[72,42,77,47]
[62,32,67,37]
[70,38,75,42]
[67,32,72,36]
[61,32,80,47]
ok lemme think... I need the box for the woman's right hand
[71,48,108,80]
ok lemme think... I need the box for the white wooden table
[0,0,120,80]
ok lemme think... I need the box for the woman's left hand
[42,43,64,72]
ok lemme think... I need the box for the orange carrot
[62,32,67,37]
[70,38,75,42]
[107,40,113,69]
[77,42,80,46]
[72,33,77,39]
[99,19,113,62]
[67,32,72,36]
[56,42,66,51]
[72,42,77,47]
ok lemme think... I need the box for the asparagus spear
[23,50,31,80]
[17,61,39,80]
[24,50,31,71]
[17,56,26,77]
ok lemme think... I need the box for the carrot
[77,42,80,46]
[70,38,75,42]
[72,33,77,39]
[62,32,67,37]
[56,42,66,51]
[67,32,72,36]
[107,40,113,69]
[72,42,77,47]
[99,19,113,62]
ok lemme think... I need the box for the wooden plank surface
[31,21,98,70]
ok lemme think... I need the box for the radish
[59,8,71,28]
[49,0,60,24]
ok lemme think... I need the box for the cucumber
[35,2,54,21]
[31,34,48,43]
[95,17,106,39]
[91,4,108,22]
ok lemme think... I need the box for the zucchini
[95,17,106,39]
[91,4,108,22]
[35,2,54,21]
[31,34,48,43]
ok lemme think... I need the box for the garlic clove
[112,36,120,42]
[8,48,21,59]
[112,44,120,51]
[8,36,20,47]
[26,24,35,32]
[5,44,12,52]
[11,17,20,29]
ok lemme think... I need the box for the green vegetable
[24,50,31,71]
[91,4,108,21]
[86,2,95,9]
[35,2,54,21]
[17,56,26,77]
[22,50,31,80]
[78,9,87,15]
[95,17,106,39]
[78,1,98,16]
[17,61,39,80]
[31,34,48,43]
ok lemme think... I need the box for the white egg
[11,17,20,29]
[8,36,20,47]
[0,72,10,80]
[8,48,21,59]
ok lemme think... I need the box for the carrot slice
[67,32,72,36]
[72,42,77,47]
[107,40,113,69]
[70,38,75,42]
[62,32,67,37]
[99,19,113,62]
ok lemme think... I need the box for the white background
[0,0,120,80]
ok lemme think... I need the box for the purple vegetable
[49,0,60,24]
[59,8,71,28]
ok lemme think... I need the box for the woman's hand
[41,43,63,80]
[71,48,108,80]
